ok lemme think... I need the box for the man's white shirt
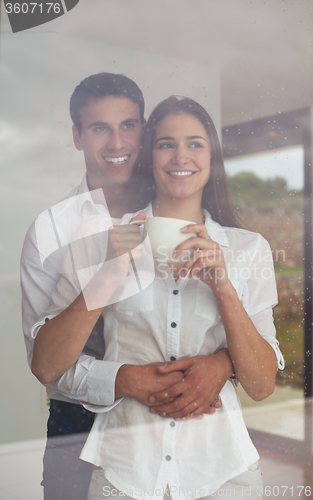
[21,175,129,406]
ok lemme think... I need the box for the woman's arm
[173,224,278,401]
[213,281,277,400]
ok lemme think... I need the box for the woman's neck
[152,192,204,224]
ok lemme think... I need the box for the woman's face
[152,112,211,201]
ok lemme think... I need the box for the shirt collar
[203,209,229,247]
[76,174,111,218]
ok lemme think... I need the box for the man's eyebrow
[155,135,206,143]
[88,118,140,129]
[88,121,109,129]
[121,118,140,125]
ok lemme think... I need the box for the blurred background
[0,1,312,498]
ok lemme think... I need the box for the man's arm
[21,218,122,408]
[23,216,229,415]
[23,214,185,410]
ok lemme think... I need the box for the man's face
[73,95,144,189]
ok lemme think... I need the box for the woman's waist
[97,382,240,432]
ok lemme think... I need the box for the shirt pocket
[195,279,244,323]
[111,284,154,316]
[195,280,220,323]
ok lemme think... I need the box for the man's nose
[106,129,125,150]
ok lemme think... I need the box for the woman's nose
[172,147,190,166]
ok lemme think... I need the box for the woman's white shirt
[73,205,284,500]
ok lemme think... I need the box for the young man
[21,73,234,500]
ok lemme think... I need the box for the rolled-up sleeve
[250,308,285,370]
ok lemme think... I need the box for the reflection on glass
[225,146,304,441]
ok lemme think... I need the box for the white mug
[131,216,197,262]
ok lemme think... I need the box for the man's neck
[87,176,132,218]
[152,192,204,224]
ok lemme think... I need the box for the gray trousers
[87,462,263,500]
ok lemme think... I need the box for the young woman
[79,96,284,499]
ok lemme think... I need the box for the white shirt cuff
[81,360,125,412]
[268,341,285,370]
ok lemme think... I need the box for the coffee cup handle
[129,220,146,226]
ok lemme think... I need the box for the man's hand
[148,349,234,419]
[115,362,184,405]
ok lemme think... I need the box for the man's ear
[72,125,83,151]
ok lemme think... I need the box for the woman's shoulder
[222,225,272,252]
[205,211,271,252]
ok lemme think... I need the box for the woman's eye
[190,142,203,148]
[158,143,174,149]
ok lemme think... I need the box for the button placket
[162,415,177,468]
[166,284,181,362]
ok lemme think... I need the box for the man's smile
[104,155,130,165]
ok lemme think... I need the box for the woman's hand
[148,351,233,419]
[107,212,146,260]
[172,223,230,294]
[82,212,147,311]
[101,212,147,285]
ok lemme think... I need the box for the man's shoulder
[22,178,86,258]
[26,180,84,227]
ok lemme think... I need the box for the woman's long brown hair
[135,96,240,228]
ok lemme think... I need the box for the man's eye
[124,123,135,129]
[94,126,107,132]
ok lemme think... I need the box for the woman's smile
[166,169,196,177]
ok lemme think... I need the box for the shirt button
[170,421,176,427]
[173,290,179,295]
[171,322,177,328]
[170,356,176,361]
[166,455,172,461]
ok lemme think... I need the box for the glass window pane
[225,146,305,442]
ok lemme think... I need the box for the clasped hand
[148,355,225,419]
[116,355,224,420]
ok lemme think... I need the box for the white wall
[0,29,220,443]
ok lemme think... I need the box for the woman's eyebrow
[155,136,174,143]
[186,135,206,141]
[155,135,207,143]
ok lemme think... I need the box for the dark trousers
[42,399,95,500]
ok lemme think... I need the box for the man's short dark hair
[70,72,145,134]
